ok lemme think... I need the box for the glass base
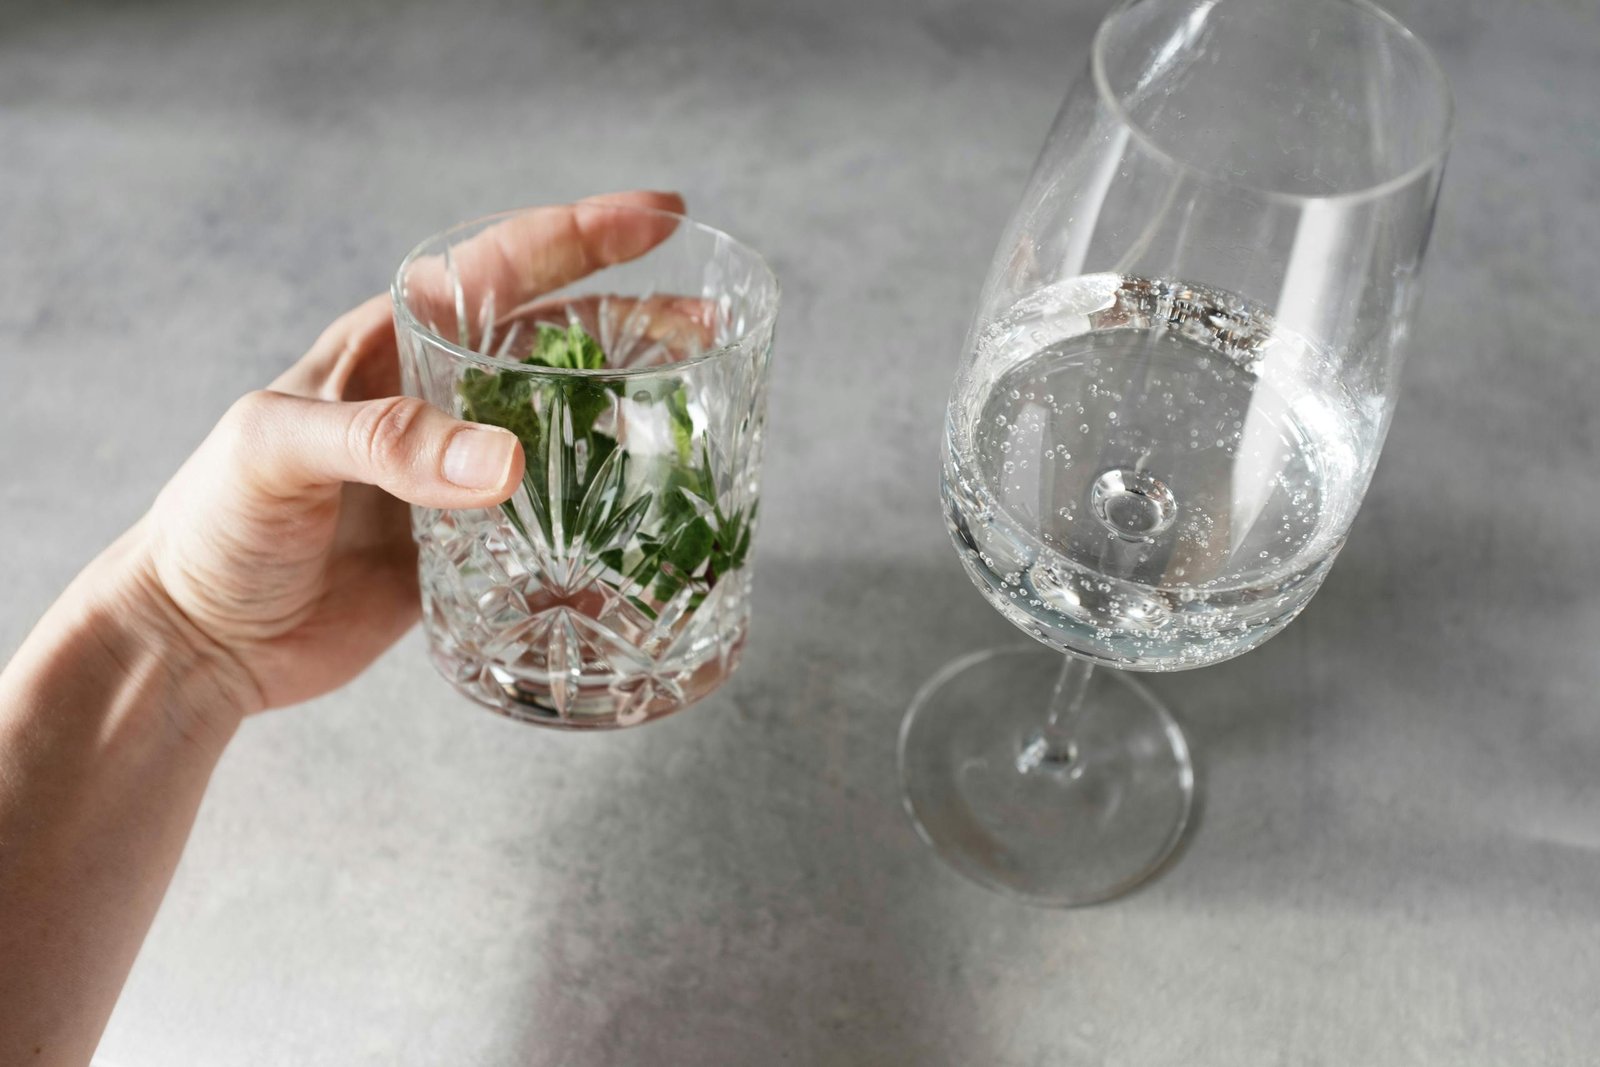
[899,646,1194,906]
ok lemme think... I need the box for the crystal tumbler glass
[393,203,778,728]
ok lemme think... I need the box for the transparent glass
[902,0,1450,904]
[394,204,779,729]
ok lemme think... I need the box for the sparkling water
[944,274,1378,669]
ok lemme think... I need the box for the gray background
[3,0,1598,1063]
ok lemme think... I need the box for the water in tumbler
[944,274,1378,669]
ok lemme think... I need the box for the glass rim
[391,203,781,379]
[1090,0,1455,206]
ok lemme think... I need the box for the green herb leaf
[665,385,695,464]
[459,366,541,458]
[528,321,607,371]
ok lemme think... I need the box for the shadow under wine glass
[901,0,1452,906]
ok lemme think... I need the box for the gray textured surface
[3,0,1599,1063]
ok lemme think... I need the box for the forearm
[0,527,255,1066]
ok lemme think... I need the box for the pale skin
[0,189,686,1065]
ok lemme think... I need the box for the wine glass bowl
[903,0,1451,905]
[944,273,1362,671]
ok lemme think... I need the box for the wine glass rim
[1090,0,1455,206]
[391,203,780,379]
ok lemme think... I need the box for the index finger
[399,190,687,348]
[278,190,686,401]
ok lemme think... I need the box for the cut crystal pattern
[397,206,776,728]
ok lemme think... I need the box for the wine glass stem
[1017,656,1095,774]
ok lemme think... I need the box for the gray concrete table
[4,0,1598,1062]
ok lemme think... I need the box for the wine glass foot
[899,645,1194,907]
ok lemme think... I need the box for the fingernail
[443,426,516,490]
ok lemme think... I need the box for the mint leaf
[655,515,715,600]
[459,366,541,458]
[565,379,613,441]
[529,321,606,371]
[665,385,695,464]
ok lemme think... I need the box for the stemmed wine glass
[900,0,1451,905]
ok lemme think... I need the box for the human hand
[120,189,687,727]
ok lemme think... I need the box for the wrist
[67,522,265,748]
[0,530,257,1064]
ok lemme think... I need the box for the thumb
[219,390,524,507]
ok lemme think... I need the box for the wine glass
[900,0,1451,905]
